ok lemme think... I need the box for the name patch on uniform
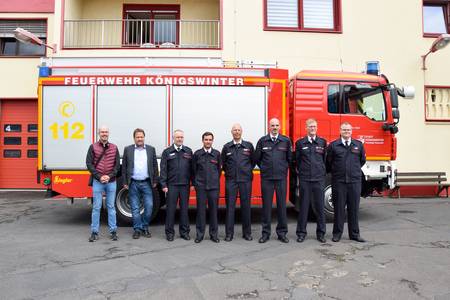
[351,147,360,154]
[169,153,176,156]
[183,154,192,159]
[302,146,309,150]
[210,159,218,164]
[263,147,271,150]
[226,152,232,156]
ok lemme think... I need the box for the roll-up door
[97,86,167,156]
[0,99,43,188]
[172,86,267,150]
[42,86,93,169]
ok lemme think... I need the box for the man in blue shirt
[122,128,159,239]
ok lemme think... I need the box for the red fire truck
[37,57,413,223]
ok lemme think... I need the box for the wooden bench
[392,171,449,198]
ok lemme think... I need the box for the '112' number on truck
[49,122,85,139]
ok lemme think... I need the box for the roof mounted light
[365,61,380,76]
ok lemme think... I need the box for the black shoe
[110,232,118,241]
[332,235,341,242]
[259,236,269,243]
[166,235,174,242]
[243,235,253,241]
[278,236,289,243]
[132,230,141,239]
[317,236,326,243]
[224,235,233,242]
[89,232,98,242]
[350,236,366,243]
[142,230,151,238]
[211,236,220,243]
[296,235,306,243]
[195,237,203,243]
[180,234,190,241]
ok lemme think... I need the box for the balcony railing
[64,19,220,49]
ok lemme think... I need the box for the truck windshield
[343,85,386,121]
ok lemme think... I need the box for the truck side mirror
[399,86,415,99]
[392,108,400,119]
[390,87,399,108]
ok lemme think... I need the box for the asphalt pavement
[0,191,449,300]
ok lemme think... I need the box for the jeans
[91,179,117,233]
[129,180,154,231]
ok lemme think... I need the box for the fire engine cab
[289,69,413,219]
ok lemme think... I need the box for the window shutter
[0,20,46,38]
[267,0,299,28]
[303,0,334,29]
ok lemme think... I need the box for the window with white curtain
[303,0,334,29]
[265,0,341,32]
[266,0,298,28]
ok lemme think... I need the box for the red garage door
[0,99,43,189]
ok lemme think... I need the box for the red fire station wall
[0,99,43,188]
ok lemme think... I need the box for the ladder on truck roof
[40,57,278,77]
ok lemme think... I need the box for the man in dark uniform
[326,122,366,243]
[160,129,193,241]
[255,118,292,243]
[295,118,327,243]
[192,132,222,243]
[221,123,255,242]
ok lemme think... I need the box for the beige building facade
[1,0,449,189]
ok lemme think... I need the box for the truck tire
[316,176,368,223]
[321,183,334,222]
[115,185,161,226]
[310,175,334,222]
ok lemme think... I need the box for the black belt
[132,178,149,182]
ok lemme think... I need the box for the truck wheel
[310,177,334,222]
[115,186,161,226]
[322,184,334,222]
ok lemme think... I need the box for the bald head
[98,125,109,133]
[269,118,280,135]
[231,123,242,141]
[98,125,109,144]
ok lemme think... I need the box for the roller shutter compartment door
[0,100,42,188]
